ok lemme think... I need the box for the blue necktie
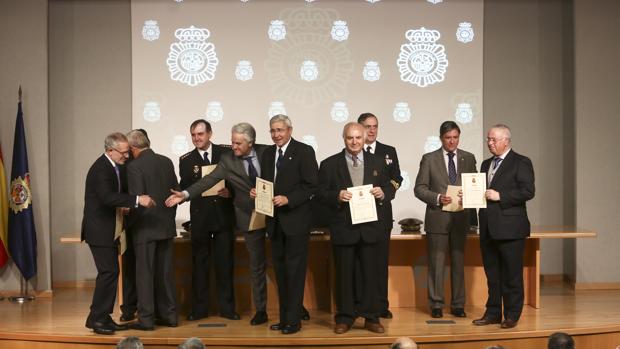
[245,156,258,186]
[276,148,284,170]
[493,156,503,169]
[114,166,121,192]
[203,151,210,165]
[447,152,457,185]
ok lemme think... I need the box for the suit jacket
[374,141,403,231]
[186,144,269,232]
[179,145,234,233]
[414,148,477,234]
[127,149,179,244]
[317,150,396,246]
[81,154,136,247]
[479,149,535,240]
[260,138,318,237]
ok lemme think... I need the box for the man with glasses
[82,132,155,335]
[473,124,535,329]
[166,122,271,326]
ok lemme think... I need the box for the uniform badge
[193,165,200,174]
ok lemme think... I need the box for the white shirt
[488,148,511,184]
[197,143,212,163]
[365,141,377,154]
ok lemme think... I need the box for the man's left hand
[273,195,289,207]
[218,187,231,198]
[485,189,500,201]
[370,187,384,200]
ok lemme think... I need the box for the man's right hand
[249,188,257,199]
[439,194,453,205]
[138,195,156,208]
[165,189,185,207]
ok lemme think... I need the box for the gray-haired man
[166,122,270,326]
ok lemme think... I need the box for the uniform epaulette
[180,151,193,160]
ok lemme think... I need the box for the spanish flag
[0,145,9,268]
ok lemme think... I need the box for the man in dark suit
[178,119,238,321]
[414,121,477,318]
[318,122,395,334]
[357,112,402,319]
[81,132,155,335]
[119,128,150,323]
[125,130,180,330]
[166,122,270,326]
[473,124,535,329]
[254,114,318,334]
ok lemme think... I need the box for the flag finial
[18,85,22,102]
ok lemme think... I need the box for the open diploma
[462,173,487,209]
[347,184,378,225]
[201,165,225,197]
[255,178,274,217]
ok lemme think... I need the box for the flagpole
[8,85,35,304]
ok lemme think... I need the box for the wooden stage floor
[1,283,620,349]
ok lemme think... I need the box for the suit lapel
[433,149,450,184]
[337,151,354,188]
[211,144,221,164]
[456,148,467,185]
[489,149,514,186]
[363,151,372,185]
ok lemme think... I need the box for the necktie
[276,148,284,169]
[447,152,457,185]
[203,151,211,165]
[245,156,258,186]
[114,166,121,192]
[352,155,359,167]
[493,156,503,169]
[489,157,503,184]
[366,145,372,154]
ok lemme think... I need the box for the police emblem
[397,27,449,87]
[193,165,200,174]
[10,174,32,213]
[167,26,219,87]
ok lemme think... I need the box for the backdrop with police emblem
[131,0,484,226]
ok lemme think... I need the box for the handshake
[137,195,156,208]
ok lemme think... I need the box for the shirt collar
[345,150,364,163]
[443,148,458,157]
[104,153,117,168]
[278,138,291,155]
[198,143,212,157]
[365,141,377,153]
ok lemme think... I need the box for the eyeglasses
[486,137,505,143]
[113,148,130,156]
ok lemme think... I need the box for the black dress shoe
[301,307,310,321]
[431,308,443,318]
[120,313,135,322]
[86,321,115,335]
[270,322,283,331]
[451,308,467,317]
[220,312,241,320]
[281,323,301,334]
[107,320,129,331]
[472,316,502,326]
[380,309,393,319]
[128,322,154,331]
[501,319,518,329]
[187,312,207,321]
[250,311,268,326]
